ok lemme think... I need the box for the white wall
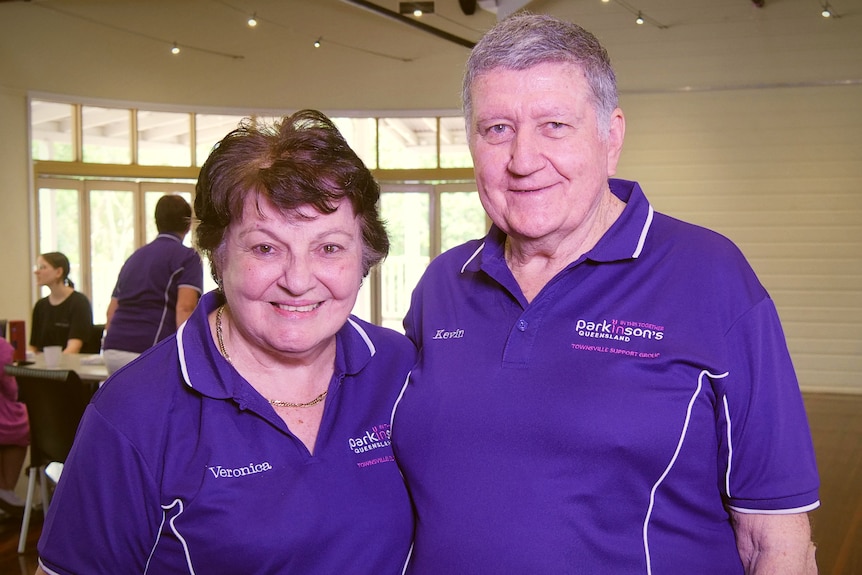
[0,87,35,335]
[617,84,862,394]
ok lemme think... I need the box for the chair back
[81,324,105,354]
[3,365,92,468]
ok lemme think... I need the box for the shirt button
[517,319,528,331]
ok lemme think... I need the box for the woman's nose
[281,254,315,295]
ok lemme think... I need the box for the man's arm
[175,286,200,328]
[730,511,817,574]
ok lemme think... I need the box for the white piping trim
[154,267,185,346]
[728,501,821,515]
[460,242,485,274]
[347,317,376,357]
[146,498,196,574]
[176,320,192,388]
[642,369,728,575]
[723,396,734,498]
[632,204,654,258]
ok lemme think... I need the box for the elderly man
[392,12,819,574]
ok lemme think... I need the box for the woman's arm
[63,337,83,354]
[730,511,817,574]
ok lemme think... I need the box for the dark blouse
[30,291,93,351]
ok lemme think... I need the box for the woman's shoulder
[94,339,184,416]
[69,290,92,307]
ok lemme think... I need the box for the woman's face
[218,193,365,362]
[34,256,63,288]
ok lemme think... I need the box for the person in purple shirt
[391,12,819,574]
[102,194,204,374]
[36,110,414,574]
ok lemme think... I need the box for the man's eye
[489,124,508,134]
[254,244,273,254]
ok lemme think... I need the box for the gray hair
[462,12,618,136]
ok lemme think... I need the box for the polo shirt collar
[155,233,184,243]
[175,291,375,401]
[461,178,655,274]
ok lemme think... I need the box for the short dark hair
[155,194,192,234]
[194,109,389,282]
[40,251,74,289]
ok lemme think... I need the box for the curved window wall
[30,98,487,329]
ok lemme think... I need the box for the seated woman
[35,110,416,574]
[29,252,93,354]
[0,338,28,516]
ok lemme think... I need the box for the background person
[35,110,415,574]
[0,338,28,517]
[29,252,93,354]
[102,194,204,374]
[391,12,819,574]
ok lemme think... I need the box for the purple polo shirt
[392,179,819,574]
[104,234,204,353]
[39,291,415,574]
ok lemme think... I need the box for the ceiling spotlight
[313,37,322,48]
[821,3,832,17]
[635,12,644,25]
[601,0,610,3]
[171,42,180,55]
[398,2,434,16]
[248,13,258,27]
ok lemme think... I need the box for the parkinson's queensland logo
[348,423,391,454]
[575,317,665,343]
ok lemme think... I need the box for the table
[11,353,109,384]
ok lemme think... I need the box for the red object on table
[8,320,26,362]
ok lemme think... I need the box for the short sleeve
[178,249,204,292]
[719,297,820,513]
[38,405,161,573]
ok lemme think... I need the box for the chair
[3,365,92,553]
[80,323,105,354]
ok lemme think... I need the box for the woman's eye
[322,244,341,254]
[254,244,274,255]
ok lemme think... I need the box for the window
[138,110,192,167]
[31,99,482,329]
[88,184,136,319]
[82,106,131,164]
[195,114,246,166]
[31,100,75,161]
[378,117,439,169]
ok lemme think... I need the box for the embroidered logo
[432,328,464,340]
[572,317,665,359]
[349,423,391,454]
[574,318,664,342]
[207,461,273,478]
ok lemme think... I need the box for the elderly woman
[36,110,415,574]
[29,252,93,354]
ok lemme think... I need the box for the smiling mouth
[273,302,321,313]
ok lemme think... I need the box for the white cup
[43,345,63,368]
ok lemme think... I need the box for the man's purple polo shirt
[392,179,819,574]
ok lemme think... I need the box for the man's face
[468,61,624,249]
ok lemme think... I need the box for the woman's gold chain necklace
[215,305,328,408]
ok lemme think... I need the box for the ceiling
[1,0,859,115]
